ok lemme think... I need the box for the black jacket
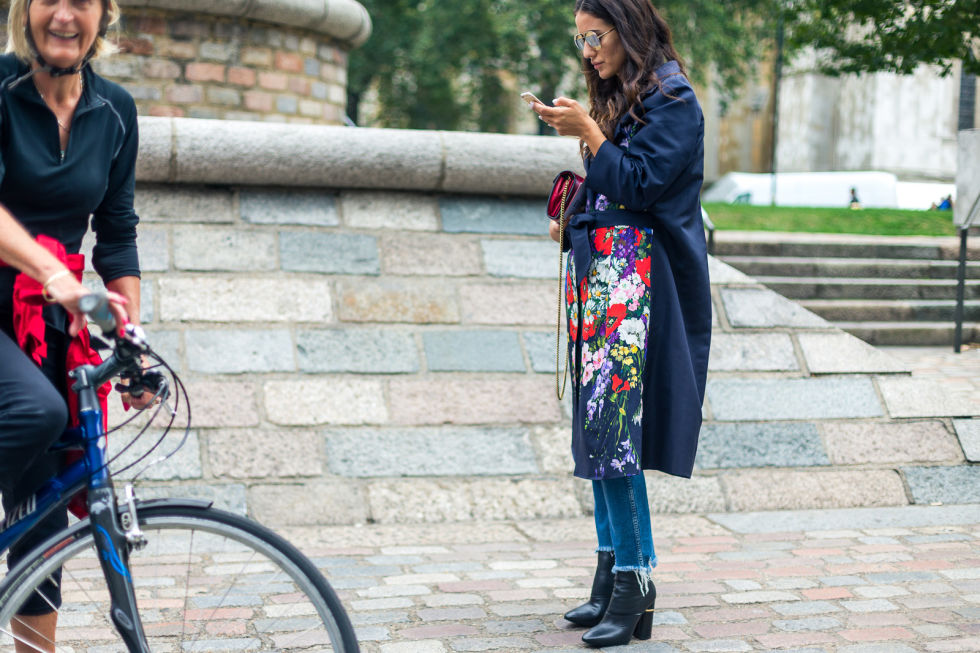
[0,54,140,322]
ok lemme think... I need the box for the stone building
[2,0,371,124]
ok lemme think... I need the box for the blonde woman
[0,1,140,650]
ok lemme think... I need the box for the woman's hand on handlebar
[44,273,129,337]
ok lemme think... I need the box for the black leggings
[0,317,70,615]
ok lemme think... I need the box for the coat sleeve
[91,93,140,282]
[584,82,701,212]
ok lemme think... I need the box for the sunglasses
[573,27,616,51]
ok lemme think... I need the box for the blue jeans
[593,473,656,575]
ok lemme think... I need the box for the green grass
[702,202,958,237]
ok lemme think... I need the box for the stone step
[757,277,980,301]
[721,256,980,280]
[712,231,980,261]
[834,321,980,347]
[801,299,980,323]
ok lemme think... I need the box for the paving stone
[173,227,277,271]
[380,233,483,276]
[709,505,980,534]
[720,287,828,328]
[366,478,581,523]
[248,482,369,526]
[723,470,907,511]
[340,191,439,231]
[708,333,799,371]
[388,377,561,425]
[450,637,536,651]
[324,427,538,477]
[839,645,918,653]
[208,428,323,478]
[135,184,236,223]
[722,590,800,604]
[338,279,460,323]
[822,421,964,465]
[482,239,555,279]
[264,378,387,425]
[280,232,380,274]
[240,188,339,225]
[708,256,754,284]
[696,422,829,469]
[774,617,843,631]
[684,641,752,652]
[903,466,980,505]
[798,332,908,374]
[185,328,294,373]
[878,378,980,418]
[440,196,542,235]
[706,377,883,421]
[297,329,420,373]
[840,599,899,613]
[954,419,980,461]
[423,330,526,372]
[772,601,841,616]
[160,277,334,323]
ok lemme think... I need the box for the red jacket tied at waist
[6,234,111,430]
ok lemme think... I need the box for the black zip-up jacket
[0,53,140,325]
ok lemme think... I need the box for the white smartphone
[520,91,544,106]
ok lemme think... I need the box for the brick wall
[0,0,365,125]
[96,9,349,123]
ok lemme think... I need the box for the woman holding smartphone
[533,0,711,647]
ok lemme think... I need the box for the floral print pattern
[567,124,655,480]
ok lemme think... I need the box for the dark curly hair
[574,0,684,155]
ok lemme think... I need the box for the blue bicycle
[0,294,359,652]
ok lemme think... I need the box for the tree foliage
[785,0,979,77]
[348,0,979,132]
[348,0,770,131]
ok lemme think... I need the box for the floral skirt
[566,225,654,480]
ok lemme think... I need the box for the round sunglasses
[573,27,616,51]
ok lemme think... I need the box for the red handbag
[547,170,584,220]
[547,171,583,400]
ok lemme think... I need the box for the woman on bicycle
[0,0,140,648]
[533,0,710,647]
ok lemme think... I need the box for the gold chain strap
[556,180,571,400]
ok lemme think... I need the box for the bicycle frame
[0,354,151,652]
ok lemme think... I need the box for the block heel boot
[581,572,657,648]
[563,551,615,627]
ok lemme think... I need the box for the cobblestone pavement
[881,346,980,411]
[279,504,980,652]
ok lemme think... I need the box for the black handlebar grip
[78,292,117,334]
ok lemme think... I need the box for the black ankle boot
[563,550,615,627]
[581,572,656,648]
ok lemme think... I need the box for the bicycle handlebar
[78,292,117,335]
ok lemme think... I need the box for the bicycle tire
[0,501,360,652]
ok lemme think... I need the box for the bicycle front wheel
[0,501,359,652]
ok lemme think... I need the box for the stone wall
[1,0,370,124]
[76,117,977,528]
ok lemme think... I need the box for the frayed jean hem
[595,546,615,553]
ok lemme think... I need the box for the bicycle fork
[87,484,150,653]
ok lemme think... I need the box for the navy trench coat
[567,60,711,480]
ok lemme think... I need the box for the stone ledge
[136,117,584,195]
[119,0,372,47]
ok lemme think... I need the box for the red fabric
[4,235,111,518]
